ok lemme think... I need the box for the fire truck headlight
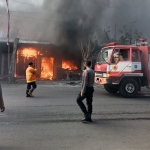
[103,73,110,77]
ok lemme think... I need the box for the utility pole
[6,0,10,76]
[8,37,19,84]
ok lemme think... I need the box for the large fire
[40,57,54,80]
[17,48,37,59]
[62,60,78,70]
[17,48,38,64]
[16,47,79,80]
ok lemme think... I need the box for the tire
[104,84,119,93]
[119,78,139,98]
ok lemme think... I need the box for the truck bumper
[95,77,112,84]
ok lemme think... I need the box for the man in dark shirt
[76,60,95,122]
[0,84,5,112]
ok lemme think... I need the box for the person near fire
[26,62,37,97]
[0,84,5,112]
[76,60,95,123]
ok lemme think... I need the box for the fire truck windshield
[96,47,113,64]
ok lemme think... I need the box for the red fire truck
[94,38,150,98]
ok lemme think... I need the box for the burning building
[0,40,82,80]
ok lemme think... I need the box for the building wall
[0,42,13,76]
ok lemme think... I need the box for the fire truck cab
[94,38,150,98]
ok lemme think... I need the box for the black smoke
[0,0,150,44]
[42,0,110,45]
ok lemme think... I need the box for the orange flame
[40,57,54,80]
[62,60,78,70]
[16,48,78,80]
[17,48,37,59]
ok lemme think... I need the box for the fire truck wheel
[104,85,119,93]
[119,78,138,98]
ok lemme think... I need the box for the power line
[0,9,50,14]
[0,12,52,22]
[10,10,49,14]
[11,0,52,11]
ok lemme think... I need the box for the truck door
[131,49,142,73]
[110,48,130,75]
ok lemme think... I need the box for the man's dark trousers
[76,86,94,117]
[26,82,37,95]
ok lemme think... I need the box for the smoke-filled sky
[0,0,150,44]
